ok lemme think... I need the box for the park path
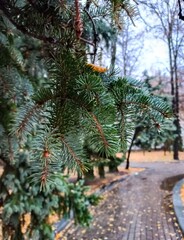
[63,161,184,240]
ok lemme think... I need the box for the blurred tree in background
[128,72,177,169]
[139,0,184,159]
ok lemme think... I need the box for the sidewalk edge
[173,179,184,234]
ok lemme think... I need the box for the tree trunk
[126,141,133,169]
[173,116,182,159]
[168,38,175,96]
[108,156,119,173]
[173,52,182,159]
[77,171,83,181]
[108,164,118,173]
[126,128,140,169]
[84,168,95,182]
[111,33,118,68]
[168,33,183,159]
[98,165,105,178]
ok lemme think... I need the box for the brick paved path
[64,161,184,240]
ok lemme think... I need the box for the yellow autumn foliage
[46,212,59,225]
[20,213,31,234]
[55,231,63,240]
[87,63,107,73]
[180,184,184,204]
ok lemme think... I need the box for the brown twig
[90,112,109,148]
[75,0,83,39]
[132,0,139,5]
[61,136,85,171]
[84,7,99,63]
[80,37,95,46]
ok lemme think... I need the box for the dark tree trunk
[173,52,182,159]
[167,37,180,160]
[108,164,118,173]
[84,168,95,182]
[98,165,105,178]
[168,38,175,96]
[126,127,141,169]
[125,156,130,170]
[108,156,119,173]
[77,171,83,181]
[3,217,24,240]
[126,141,133,169]
[173,116,182,159]
[83,144,95,181]
[111,33,117,68]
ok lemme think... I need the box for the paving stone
[63,161,184,240]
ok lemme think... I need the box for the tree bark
[108,156,119,173]
[84,168,95,182]
[98,165,105,178]
[108,164,118,173]
[173,49,182,159]
[111,33,118,68]
[126,127,141,169]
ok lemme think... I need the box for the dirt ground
[127,150,184,162]
[82,150,184,194]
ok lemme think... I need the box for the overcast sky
[135,35,169,76]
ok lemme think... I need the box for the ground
[59,150,184,240]
[1,151,184,240]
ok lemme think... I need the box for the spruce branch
[40,159,49,189]
[14,103,42,136]
[0,0,97,47]
[89,112,110,148]
[61,135,85,171]
[122,100,172,118]
[26,0,37,9]
[0,1,57,43]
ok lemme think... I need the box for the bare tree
[117,19,144,76]
[139,0,184,159]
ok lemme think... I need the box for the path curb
[173,178,184,234]
[55,173,132,234]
